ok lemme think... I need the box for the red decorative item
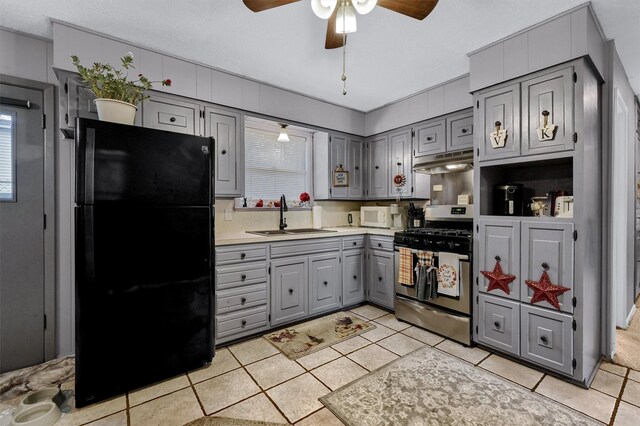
[393,174,406,187]
[481,259,516,295]
[299,192,310,202]
[525,270,570,310]
[255,199,264,207]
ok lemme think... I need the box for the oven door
[394,247,471,315]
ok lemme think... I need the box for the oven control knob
[448,241,455,249]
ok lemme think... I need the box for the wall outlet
[224,208,233,221]
[433,184,443,192]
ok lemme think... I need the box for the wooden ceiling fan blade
[377,0,439,20]
[243,0,300,13]
[325,8,346,49]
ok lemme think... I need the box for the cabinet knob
[323,281,328,286]
[378,277,383,281]
[495,121,502,127]
[397,162,402,166]
[541,262,549,270]
[375,165,379,170]
[494,321,500,329]
[426,137,433,141]
[221,149,227,155]
[353,275,357,280]
[352,241,357,246]
[378,243,382,248]
[169,117,176,123]
[355,166,359,170]
[540,335,548,344]
[461,128,468,134]
[241,320,247,327]
[495,255,501,262]
[241,274,247,280]
[241,297,246,304]
[288,288,294,295]
[240,253,246,259]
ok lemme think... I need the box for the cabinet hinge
[573,230,578,241]
[411,130,415,138]
[411,186,413,193]
[339,296,342,302]
[64,82,68,94]
[476,224,479,233]
[268,266,271,275]
[476,295,478,303]
[329,136,332,142]
[329,188,332,195]
[268,314,271,322]
[476,147,479,157]
[573,132,578,143]
[572,358,577,369]
[573,72,577,83]
[475,325,478,334]
[339,257,342,263]
[476,276,478,285]
[64,113,69,125]
[572,319,577,331]
[572,297,577,308]
[43,314,47,330]
[42,113,46,129]
[413,149,416,156]
[43,214,47,230]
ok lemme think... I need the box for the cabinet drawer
[216,262,267,290]
[216,305,268,339]
[369,236,394,252]
[271,238,340,258]
[216,244,267,265]
[217,283,267,314]
[477,294,520,355]
[446,111,474,152]
[521,305,573,375]
[343,236,366,250]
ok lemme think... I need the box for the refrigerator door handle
[83,127,96,204]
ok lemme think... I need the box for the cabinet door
[388,129,412,198]
[61,74,98,132]
[309,253,341,315]
[367,135,389,198]
[446,111,474,152]
[205,107,243,197]
[520,221,574,313]
[521,305,573,375]
[330,133,348,198]
[347,136,364,198]
[367,250,394,309]
[414,119,445,158]
[477,83,520,161]
[478,219,521,300]
[342,250,365,306]
[478,294,520,355]
[142,95,199,135]
[521,67,574,156]
[271,257,308,326]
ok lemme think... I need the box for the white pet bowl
[10,402,60,426]
[18,388,64,413]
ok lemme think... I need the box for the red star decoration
[481,260,516,295]
[525,271,570,310]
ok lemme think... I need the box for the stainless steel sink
[246,228,337,236]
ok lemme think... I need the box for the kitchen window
[0,113,16,201]
[244,118,312,201]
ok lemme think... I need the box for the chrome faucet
[279,194,288,230]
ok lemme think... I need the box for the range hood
[413,149,474,175]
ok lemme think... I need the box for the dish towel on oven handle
[415,250,430,301]
[398,247,414,286]
[437,252,460,297]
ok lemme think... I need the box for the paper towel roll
[313,205,323,229]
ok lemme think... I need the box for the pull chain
[341,1,347,95]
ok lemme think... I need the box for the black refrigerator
[74,118,214,407]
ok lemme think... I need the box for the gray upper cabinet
[478,219,521,301]
[521,67,574,156]
[367,135,389,198]
[56,70,98,138]
[446,111,474,152]
[342,250,365,306]
[520,221,574,313]
[367,250,394,309]
[271,257,308,326]
[309,253,341,316]
[477,83,521,161]
[414,119,446,157]
[142,94,199,135]
[388,129,412,198]
[205,106,243,197]
[347,136,364,198]
[330,133,348,198]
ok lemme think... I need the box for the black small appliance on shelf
[493,184,523,216]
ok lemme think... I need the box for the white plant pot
[94,98,137,126]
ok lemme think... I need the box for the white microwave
[360,206,391,228]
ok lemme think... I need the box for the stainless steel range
[394,205,473,345]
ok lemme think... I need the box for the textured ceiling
[0,0,638,112]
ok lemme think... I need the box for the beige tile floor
[10,304,640,425]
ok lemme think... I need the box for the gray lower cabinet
[478,218,521,300]
[271,257,308,326]
[446,111,474,152]
[205,106,243,197]
[367,249,395,309]
[342,249,365,306]
[309,253,341,315]
[477,83,521,161]
[142,94,200,135]
[521,304,573,375]
[478,294,520,355]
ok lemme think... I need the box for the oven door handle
[394,247,469,261]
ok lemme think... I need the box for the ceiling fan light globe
[352,0,377,15]
[311,0,337,19]
[336,4,357,33]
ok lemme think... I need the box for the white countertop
[215,226,397,246]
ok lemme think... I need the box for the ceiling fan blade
[243,0,300,13]
[377,0,439,20]
[325,8,346,49]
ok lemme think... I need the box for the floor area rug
[320,345,600,426]
[264,312,375,359]
[614,296,640,371]
[0,356,74,402]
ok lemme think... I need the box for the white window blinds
[0,113,15,201]
[244,125,311,200]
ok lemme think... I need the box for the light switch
[224,208,233,221]
[433,184,443,192]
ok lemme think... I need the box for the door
[205,107,242,197]
[477,83,521,161]
[142,95,199,135]
[347,136,364,198]
[342,250,365,306]
[367,135,388,198]
[0,84,46,373]
[309,253,341,315]
[271,257,308,326]
[521,67,574,156]
[329,133,348,198]
[388,129,412,198]
[414,119,445,157]
[478,219,521,300]
[368,250,394,309]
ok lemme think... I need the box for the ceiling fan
[243,0,439,49]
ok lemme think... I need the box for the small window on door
[0,112,16,202]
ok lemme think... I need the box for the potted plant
[71,53,171,125]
